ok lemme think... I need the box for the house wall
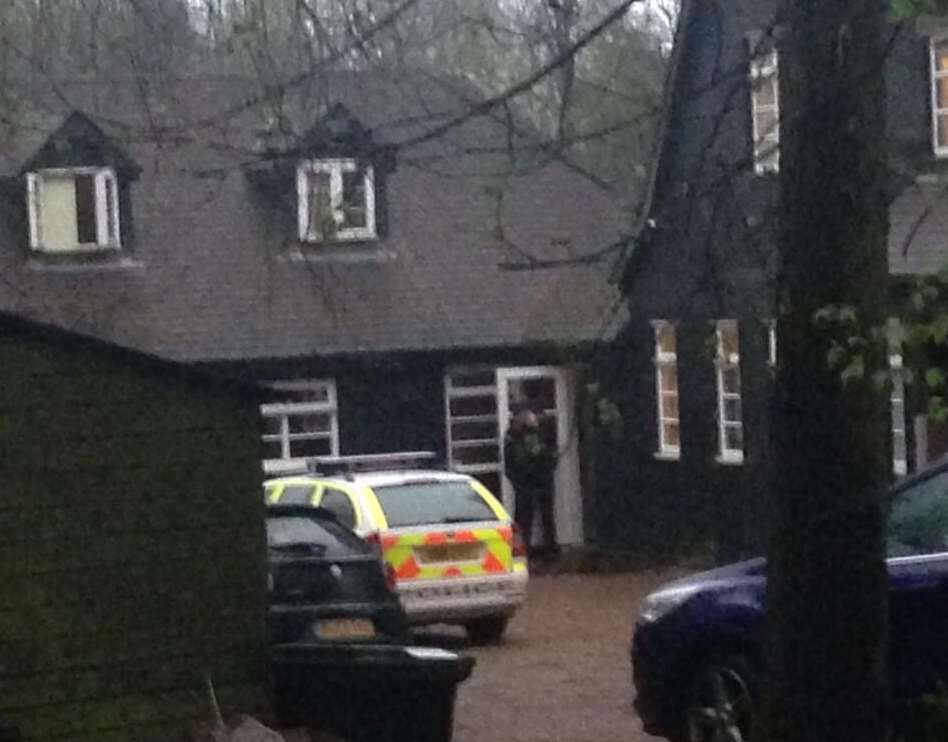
[0,328,267,741]
[617,2,947,560]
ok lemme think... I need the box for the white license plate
[314,618,376,640]
[413,582,505,600]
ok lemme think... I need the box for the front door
[497,367,583,546]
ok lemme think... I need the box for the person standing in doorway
[503,408,559,561]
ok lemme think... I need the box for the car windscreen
[372,481,499,528]
[886,469,948,557]
[266,514,367,553]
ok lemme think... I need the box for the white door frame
[497,366,583,546]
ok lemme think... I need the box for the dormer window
[750,50,780,174]
[931,37,948,157]
[296,159,376,243]
[26,167,120,253]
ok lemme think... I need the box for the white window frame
[715,320,744,464]
[767,319,777,369]
[890,353,908,477]
[260,379,339,474]
[296,158,376,243]
[652,320,681,460]
[750,50,780,174]
[26,167,121,252]
[932,36,948,158]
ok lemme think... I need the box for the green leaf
[813,307,837,325]
[927,367,947,389]
[912,290,927,313]
[827,343,846,368]
[872,369,891,391]
[838,306,858,324]
[841,355,865,386]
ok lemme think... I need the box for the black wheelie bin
[271,642,475,742]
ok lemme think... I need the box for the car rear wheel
[681,652,755,742]
[465,616,508,645]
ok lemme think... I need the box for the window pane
[288,413,331,434]
[724,397,742,423]
[105,175,118,242]
[262,440,283,459]
[660,393,679,420]
[754,77,776,108]
[289,437,333,458]
[656,323,676,355]
[39,175,79,248]
[662,421,680,448]
[75,174,97,244]
[756,108,778,143]
[724,425,744,452]
[659,364,678,392]
[887,470,948,556]
[280,484,318,506]
[263,416,283,436]
[373,482,498,527]
[307,171,333,236]
[450,396,497,418]
[453,443,501,466]
[451,421,499,441]
[718,323,740,359]
[722,367,741,394]
[449,369,496,388]
[935,41,948,72]
[938,114,948,149]
[341,171,367,229]
[320,490,357,529]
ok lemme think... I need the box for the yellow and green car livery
[264,469,528,643]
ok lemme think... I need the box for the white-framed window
[890,353,908,477]
[26,167,120,252]
[715,320,744,464]
[750,50,779,174]
[653,321,681,460]
[260,380,339,474]
[297,159,376,242]
[932,37,948,157]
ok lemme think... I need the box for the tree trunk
[765,2,890,742]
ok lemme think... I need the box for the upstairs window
[715,320,744,464]
[653,321,681,460]
[297,159,376,243]
[750,50,780,174]
[260,380,340,475]
[26,168,120,252]
[932,37,948,157]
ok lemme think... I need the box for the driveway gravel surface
[414,569,681,742]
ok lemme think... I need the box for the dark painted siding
[618,3,944,558]
[0,332,266,740]
[336,359,446,457]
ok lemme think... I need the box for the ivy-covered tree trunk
[765,2,890,742]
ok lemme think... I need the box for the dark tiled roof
[0,74,627,362]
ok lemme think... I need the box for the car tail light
[384,562,398,591]
[365,531,381,549]
[511,523,528,559]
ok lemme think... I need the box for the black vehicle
[267,505,407,644]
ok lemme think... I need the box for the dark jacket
[503,425,557,491]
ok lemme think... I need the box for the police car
[264,453,529,644]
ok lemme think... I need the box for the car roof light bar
[308,451,439,476]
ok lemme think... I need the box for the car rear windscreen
[373,481,499,528]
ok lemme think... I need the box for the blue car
[631,460,948,742]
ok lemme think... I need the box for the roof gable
[15,110,139,180]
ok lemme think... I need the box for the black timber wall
[0,325,267,741]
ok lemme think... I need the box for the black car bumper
[631,620,680,738]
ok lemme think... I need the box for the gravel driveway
[414,569,680,742]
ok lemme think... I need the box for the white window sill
[654,450,681,462]
[282,247,396,264]
[27,257,145,273]
[715,452,745,466]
